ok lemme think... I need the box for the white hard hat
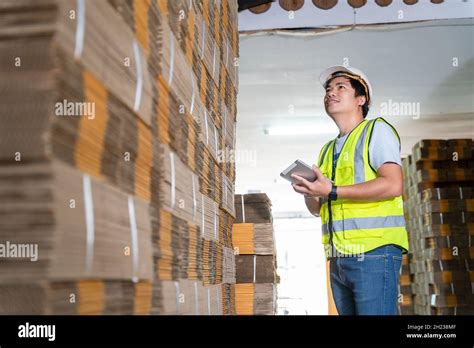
[319,65,372,106]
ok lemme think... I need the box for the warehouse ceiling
[238,0,473,31]
[238,0,449,14]
[235,17,474,213]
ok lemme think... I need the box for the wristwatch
[328,184,338,201]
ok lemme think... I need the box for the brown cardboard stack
[0,280,155,315]
[0,0,238,315]
[399,156,416,315]
[232,194,278,315]
[401,139,474,315]
[398,252,415,315]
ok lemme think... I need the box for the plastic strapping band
[188,0,192,9]
[253,254,257,283]
[133,41,143,112]
[231,190,236,218]
[168,34,175,85]
[436,187,441,200]
[234,56,238,76]
[223,107,227,141]
[212,43,217,78]
[204,110,209,144]
[224,176,227,206]
[190,73,196,114]
[174,281,180,313]
[194,281,199,315]
[468,234,472,248]
[446,236,451,249]
[192,174,197,219]
[461,211,465,224]
[74,0,85,60]
[214,203,217,240]
[83,174,94,275]
[439,259,444,272]
[459,187,463,199]
[128,196,139,283]
[170,152,176,209]
[440,213,444,225]
[214,125,218,156]
[241,194,246,222]
[201,195,205,237]
[201,20,206,58]
[450,283,455,294]
[207,288,211,315]
[225,39,229,68]
[233,122,237,147]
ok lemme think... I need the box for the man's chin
[324,107,339,118]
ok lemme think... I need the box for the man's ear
[357,95,367,107]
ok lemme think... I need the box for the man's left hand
[291,165,333,197]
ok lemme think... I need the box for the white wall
[274,217,328,315]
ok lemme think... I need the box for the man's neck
[334,114,364,137]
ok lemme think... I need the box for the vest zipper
[327,119,367,256]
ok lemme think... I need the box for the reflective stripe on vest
[322,215,406,235]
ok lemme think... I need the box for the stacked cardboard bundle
[235,255,277,283]
[0,160,154,314]
[401,139,474,315]
[397,253,415,315]
[221,282,237,315]
[0,280,154,315]
[232,194,278,315]
[234,283,277,315]
[234,194,273,224]
[0,0,238,314]
[0,160,154,281]
[399,157,416,315]
[158,280,223,315]
[161,0,240,311]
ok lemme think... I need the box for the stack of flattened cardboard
[0,160,154,313]
[0,280,155,315]
[402,139,474,315]
[399,156,416,315]
[232,194,278,315]
[0,0,239,314]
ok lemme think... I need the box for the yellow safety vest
[318,117,409,256]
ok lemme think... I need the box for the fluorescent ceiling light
[265,123,336,136]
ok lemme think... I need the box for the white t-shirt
[334,120,402,170]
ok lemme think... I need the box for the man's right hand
[304,195,321,217]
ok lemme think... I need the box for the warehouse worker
[291,65,409,315]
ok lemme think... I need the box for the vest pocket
[335,165,353,185]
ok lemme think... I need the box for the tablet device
[280,160,317,184]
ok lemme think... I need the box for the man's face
[324,76,365,117]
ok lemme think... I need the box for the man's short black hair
[325,76,370,118]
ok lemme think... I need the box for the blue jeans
[330,244,403,315]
